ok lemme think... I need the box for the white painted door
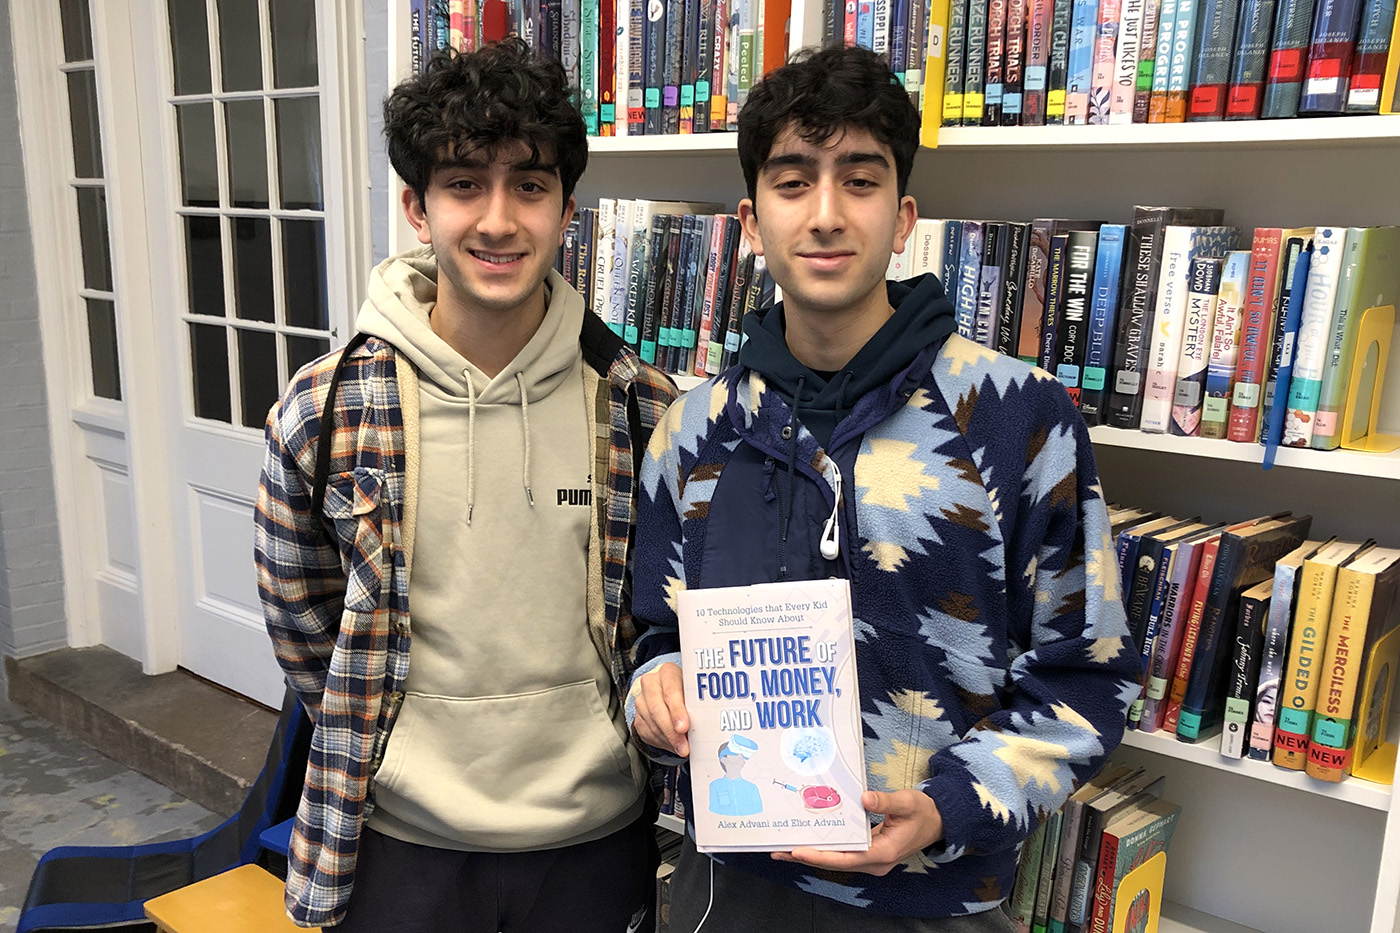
[138,0,364,705]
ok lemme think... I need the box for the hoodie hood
[355,245,583,405]
[737,272,957,447]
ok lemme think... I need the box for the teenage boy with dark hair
[627,46,1138,930]
[255,40,675,930]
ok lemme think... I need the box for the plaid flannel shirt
[254,311,675,926]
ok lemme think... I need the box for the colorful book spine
[1281,226,1348,448]
[1186,0,1242,118]
[693,0,715,131]
[1346,0,1398,111]
[907,0,932,111]
[976,223,1008,347]
[1064,0,1100,121]
[1299,0,1367,112]
[1040,233,1071,371]
[964,0,991,121]
[1227,228,1284,443]
[1112,0,1149,121]
[1032,810,1063,932]
[1260,0,1316,116]
[1019,219,1056,363]
[582,0,601,133]
[1147,0,1180,119]
[1047,0,1074,121]
[1134,0,1166,119]
[1162,537,1221,733]
[1088,0,1125,122]
[1248,542,1318,760]
[1223,0,1280,117]
[1004,0,1030,122]
[1051,229,1100,404]
[1200,250,1250,439]
[955,221,987,339]
[1141,533,1214,731]
[1081,223,1129,424]
[600,0,619,131]
[712,0,731,130]
[944,0,971,123]
[985,0,1010,122]
[998,223,1033,356]
[1011,819,1048,928]
[1164,0,1200,120]
[1260,232,1313,439]
[1170,255,1223,437]
[1220,580,1272,758]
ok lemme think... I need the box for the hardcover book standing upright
[678,579,870,853]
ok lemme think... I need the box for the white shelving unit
[380,6,1400,930]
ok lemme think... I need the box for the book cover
[1299,0,1368,112]
[639,214,674,363]
[943,219,966,298]
[582,0,601,133]
[1141,528,1221,732]
[976,222,1009,347]
[1111,0,1149,121]
[1200,250,1251,439]
[1089,798,1182,933]
[1247,539,1323,760]
[1115,516,1188,611]
[1047,0,1075,121]
[1020,219,1100,365]
[1260,0,1316,115]
[1346,0,1398,111]
[1040,233,1072,371]
[1226,227,1285,443]
[1282,226,1351,447]
[944,0,972,124]
[1106,206,1226,429]
[1260,232,1315,439]
[1219,578,1273,758]
[599,0,620,132]
[1177,513,1313,742]
[709,240,753,373]
[677,578,870,852]
[1305,546,1400,781]
[1134,0,1166,119]
[964,0,991,122]
[985,0,1010,123]
[1088,0,1125,122]
[1273,539,1372,769]
[1350,569,1400,780]
[1163,532,1224,733]
[956,221,987,340]
[998,222,1034,357]
[1033,809,1064,932]
[643,0,666,134]
[1012,818,1050,930]
[1064,0,1101,121]
[1052,228,1101,401]
[1169,255,1224,436]
[1163,0,1200,120]
[1186,0,1242,118]
[1147,0,1179,119]
[1067,772,1164,931]
[1023,0,1057,122]
[1223,0,1280,117]
[1004,0,1030,121]
[700,218,742,376]
[1048,764,1139,933]
[1140,225,1239,433]
[1081,223,1130,423]
[1311,226,1400,450]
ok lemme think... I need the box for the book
[1140,225,1239,433]
[998,223,1034,357]
[1020,219,1100,365]
[1350,558,1400,781]
[1064,0,1101,121]
[1134,0,1167,120]
[1223,0,1281,118]
[1066,771,1165,932]
[1111,0,1149,121]
[1176,513,1313,742]
[1087,0,1125,122]
[1162,531,1225,732]
[1199,250,1250,439]
[1306,546,1400,781]
[1226,227,1287,443]
[1163,0,1200,120]
[985,0,1010,123]
[1116,515,1188,601]
[1033,809,1064,932]
[1048,764,1139,933]
[976,222,1009,348]
[677,578,869,852]
[1012,818,1050,929]
[1080,223,1130,424]
[1047,0,1076,121]
[1259,240,1313,466]
[1141,527,1222,732]
[1260,0,1316,115]
[944,0,971,123]
[1282,226,1350,448]
[1147,0,1179,119]
[1051,228,1101,402]
[1311,226,1400,451]
[956,221,987,340]
[1088,797,1182,933]
[1186,0,1243,118]
[1219,578,1273,758]
[1003,0,1031,123]
[1247,539,1324,760]
[1260,232,1314,438]
[1273,539,1372,769]
[1106,206,1225,429]
[1345,0,1397,111]
[1040,233,1072,371]
[964,0,991,122]
[1299,0,1368,112]
[1169,255,1223,436]
[1023,0,1057,122]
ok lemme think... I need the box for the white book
[1281,225,1349,448]
[615,0,630,136]
[678,578,869,853]
[594,198,617,323]
[1168,255,1222,436]
[1110,0,1147,122]
[609,199,635,333]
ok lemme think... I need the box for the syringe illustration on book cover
[678,577,870,853]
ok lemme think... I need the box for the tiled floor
[0,695,224,933]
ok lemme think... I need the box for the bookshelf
[380,7,1400,931]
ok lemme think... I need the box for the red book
[599,0,617,134]
[1226,228,1283,443]
[1162,537,1222,732]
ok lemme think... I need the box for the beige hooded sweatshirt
[356,249,644,851]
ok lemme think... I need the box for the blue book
[1080,223,1129,425]
[1262,243,1313,468]
[857,0,876,47]
[942,219,965,299]
[955,221,985,340]
[1064,0,1100,122]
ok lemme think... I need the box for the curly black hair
[383,38,588,211]
[737,46,921,204]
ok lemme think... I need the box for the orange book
[761,0,792,74]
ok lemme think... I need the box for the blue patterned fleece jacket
[626,275,1138,918]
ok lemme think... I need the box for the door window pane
[75,187,112,292]
[232,217,274,322]
[285,334,329,376]
[67,71,103,178]
[282,219,327,330]
[189,323,232,422]
[185,215,225,317]
[86,298,122,400]
[176,102,219,207]
[270,0,318,88]
[217,0,263,92]
[225,100,269,209]
[237,328,279,428]
[59,0,94,63]
[274,96,322,210]
[167,0,213,95]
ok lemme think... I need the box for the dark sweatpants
[668,834,1019,933]
[335,814,655,932]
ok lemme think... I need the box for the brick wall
[0,2,68,659]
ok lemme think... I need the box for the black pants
[668,835,1018,933]
[336,815,655,932]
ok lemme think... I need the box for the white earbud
[819,462,843,561]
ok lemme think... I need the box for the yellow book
[1306,546,1400,781]
[1382,10,1400,114]
[920,0,953,148]
[1272,539,1371,769]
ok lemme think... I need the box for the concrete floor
[0,695,224,933]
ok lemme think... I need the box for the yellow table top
[143,863,318,933]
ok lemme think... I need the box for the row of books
[1111,503,1400,783]
[407,0,794,135]
[558,199,777,377]
[934,0,1400,127]
[1007,765,1180,933]
[893,209,1400,451]
[654,825,683,931]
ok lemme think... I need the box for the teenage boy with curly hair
[255,40,674,930]
[627,46,1137,931]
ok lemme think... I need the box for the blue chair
[17,688,312,933]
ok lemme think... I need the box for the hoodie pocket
[322,468,387,613]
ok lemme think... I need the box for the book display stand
[1341,304,1400,453]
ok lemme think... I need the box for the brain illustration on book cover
[679,578,871,853]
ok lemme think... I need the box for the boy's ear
[402,186,432,245]
[558,194,577,244]
[891,195,918,255]
[738,198,763,257]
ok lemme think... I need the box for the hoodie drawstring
[464,369,477,526]
[517,372,535,507]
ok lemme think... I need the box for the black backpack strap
[310,332,373,518]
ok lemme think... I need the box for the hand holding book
[770,789,946,875]
[632,661,692,757]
